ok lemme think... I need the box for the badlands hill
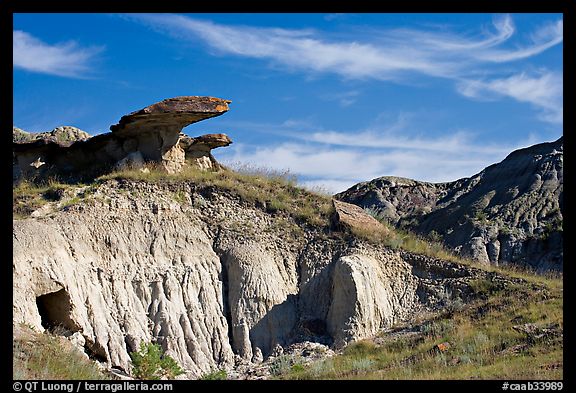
[13,97,563,380]
[337,138,563,272]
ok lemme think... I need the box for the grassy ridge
[352,211,562,289]
[14,164,562,289]
[275,278,563,380]
[100,163,335,227]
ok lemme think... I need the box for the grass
[353,214,475,265]
[274,278,562,380]
[356,208,563,290]
[13,327,108,380]
[14,165,562,294]
[98,163,334,228]
[13,164,563,381]
[200,369,228,380]
[14,164,564,293]
[13,178,70,218]
[13,178,99,218]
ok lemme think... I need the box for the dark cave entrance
[36,288,78,332]
[36,288,109,363]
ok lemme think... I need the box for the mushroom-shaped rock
[110,96,231,135]
[109,96,231,174]
[191,133,233,149]
[180,133,233,170]
[180,133,232,152]
[12,96,233,183]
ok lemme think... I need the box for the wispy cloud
[457,71,563,124]
[475,19,563,62]
[299,128,517,154]
[320,90,361,107]
[13,30,103,78]
[218,115,515,155]
[124,13,562,124]
[220,141,517,194]
[215,117,542,194]
[125,14,561,79]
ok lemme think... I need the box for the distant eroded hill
[337,137,563,272]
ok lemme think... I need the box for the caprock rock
[13,96,233,182]
[337,137,563,272]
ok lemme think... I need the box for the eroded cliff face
[13,194,233,376]
[13,179,493,378]
[337,138,563,272]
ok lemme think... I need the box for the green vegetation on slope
[353,209,562,289]
[273,277,563,380]
[130,342,184,380]
[13,325,109,380]
[14,164,563,287]
[200,369,228,380]
[98,163,334,227]
[13,179,73,219]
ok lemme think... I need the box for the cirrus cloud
[457,71,563,124]
[124,13,561,79]
[123,13,562,124]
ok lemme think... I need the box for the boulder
[327,253,417,348]
[331,199,389,237]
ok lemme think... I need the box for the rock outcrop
[13,96,232,182]
[223,243,298,362]
[337,137,563,272]
[13,126,91,144]
[327,253,417,347]
[179,133,232,170]
[13,179,498,378]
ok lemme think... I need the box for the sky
[13,13,563,193]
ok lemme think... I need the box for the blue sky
[13,13,563,193]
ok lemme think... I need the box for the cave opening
[36,288,78,332]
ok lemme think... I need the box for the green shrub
[269,355,294,376]
[350,358,375,372]
[420,319,455,339]
[469,278,503,297]
[474,211,488,223]
[427,230,443,243]
[130,342,184,380]
[310,359,335,377]
[200,369,227,380]
[343,340,378,357]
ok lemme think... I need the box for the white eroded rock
[13,208,234,378]
[224,243,298,360]
[327,253,418,347]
